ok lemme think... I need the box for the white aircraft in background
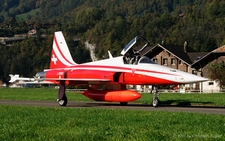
[4,74,53,87]
[9,74,34,83]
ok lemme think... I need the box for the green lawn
[1,88,225,106]
[0,105,224,141]
[0,88,225,140]
[16,8,41,20]
[137,92,225,106]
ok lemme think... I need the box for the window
[178,60,183,65]
[153,58,158,64]
[208,82,214,85]
[192,70,197,75]
[171,58,176,65]
[163,58,168,65]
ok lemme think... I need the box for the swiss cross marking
[51,55,58,65]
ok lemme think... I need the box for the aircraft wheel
[58,95,68,106]
[152,97,159,107]
[120,102,128,106]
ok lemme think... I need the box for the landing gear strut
[57,81,68,106]
[152,86,159,107]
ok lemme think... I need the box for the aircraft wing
[43,78,112,81]
[35,69,121,83]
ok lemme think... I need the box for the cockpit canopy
[121,35,149,56]
[121,36,154,65]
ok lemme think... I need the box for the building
[140,42,225,92]
[192,45,225,92]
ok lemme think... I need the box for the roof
[191,45,225,69]
[188,52,209,63]
[213,45,225,52]
[141,44,208,66]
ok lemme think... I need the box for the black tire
[58,95,68,106]
[152,97,159,107]
[120,102,128,106]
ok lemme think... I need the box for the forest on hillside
[0,0,225,78]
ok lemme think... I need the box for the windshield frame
[121,37,137,55]
[138,56,156,64]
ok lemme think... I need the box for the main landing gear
[152,86,159,107]
[58,95,68,106]
[57,81,68,106]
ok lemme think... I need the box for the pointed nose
[177,73,208,83]
[189,76,208,83]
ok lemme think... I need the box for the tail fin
[50,31,77,69]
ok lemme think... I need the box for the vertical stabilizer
[50,31,77,69]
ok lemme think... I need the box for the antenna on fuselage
[108,50,113,58]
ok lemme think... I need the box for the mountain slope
[1,0,225,77]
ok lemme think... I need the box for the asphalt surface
[0,100,225,115]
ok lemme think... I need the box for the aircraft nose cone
[182,74,208,83]
[198,77,208,82]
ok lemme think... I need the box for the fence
[65,88,225,94]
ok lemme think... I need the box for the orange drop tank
[82,90,141,102]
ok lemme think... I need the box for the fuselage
[37,56,207,86]
[83,56,207,85]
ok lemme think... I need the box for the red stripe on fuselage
[64,64,180,77]
[122,72,179,85]
[46,67,180,85]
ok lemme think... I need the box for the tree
[207,61,225,88]
[201,37,217,52]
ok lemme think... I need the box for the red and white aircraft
[35,31,207,107]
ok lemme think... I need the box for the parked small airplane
[3,74,53,88]
[35,31,207,107]
[9,74,35,83]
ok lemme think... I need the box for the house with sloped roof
[192,45,225,75]
[140,42,225,92]
[191,45,225,92]
[141,42,208,75]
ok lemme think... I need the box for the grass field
[1,88,225,106]
[16,9,41,20]
[0,105,224,140]
[0,88,225,140]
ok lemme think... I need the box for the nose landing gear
[152,86,159,107]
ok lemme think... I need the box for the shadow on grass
[160,100,213,106]
[68,100,225,109]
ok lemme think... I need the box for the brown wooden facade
[141,43,225,80]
